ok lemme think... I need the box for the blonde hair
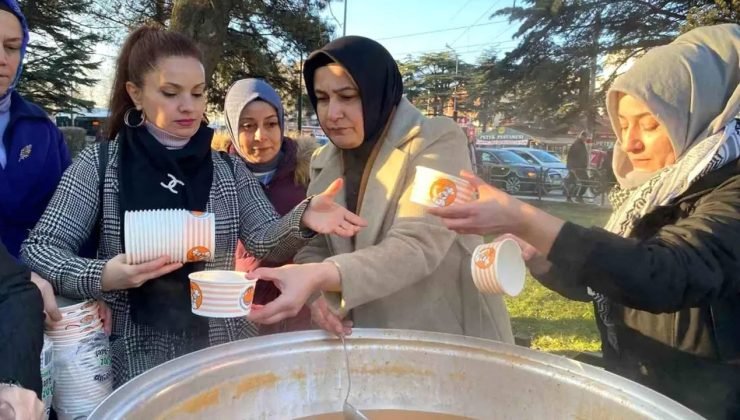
[211,128,232,152]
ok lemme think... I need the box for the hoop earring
[124,108,146,128]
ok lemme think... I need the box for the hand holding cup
[101,254,182,292]
[29,273,62,322]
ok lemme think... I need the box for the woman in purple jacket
[224,78,316,334]
[0,0,74,325]
[0,0,70,260]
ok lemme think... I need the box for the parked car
[475,149,540,194]
[503,147,568,193]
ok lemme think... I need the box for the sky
[80,0,523,107]
[322,0,521,63]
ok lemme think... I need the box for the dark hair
[106,25,203,139]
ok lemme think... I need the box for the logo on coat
[161,173,185,194]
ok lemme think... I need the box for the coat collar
[8,91,50,128]
[311,98,424,251]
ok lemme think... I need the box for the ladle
[341,335,369,420]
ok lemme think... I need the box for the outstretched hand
[301,178,368,237]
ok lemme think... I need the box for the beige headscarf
[606,23,740,188]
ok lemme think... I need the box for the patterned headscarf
[606,24,740,189]
[594,24,740,353]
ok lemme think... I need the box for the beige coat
[296,98,513,342]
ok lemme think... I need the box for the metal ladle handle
[341,335,352,405]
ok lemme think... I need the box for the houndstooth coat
[22,141,312,388]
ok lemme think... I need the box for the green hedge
[60,127,87,159]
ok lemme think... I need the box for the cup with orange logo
[470,239,526,296]
[410,166,476,208]
[188,271,258,318]
[124,209,215,265]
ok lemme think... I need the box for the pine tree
[487,0,739,130]
[16,0,104,113]
[91,0,334,111]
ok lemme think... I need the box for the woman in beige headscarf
[430,24,740,419]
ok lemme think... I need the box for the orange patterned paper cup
[410,166,476,208]
[470,239,525,296]
[189,271,258,318]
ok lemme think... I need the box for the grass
[501,200,612,356]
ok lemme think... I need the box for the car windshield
[529,149,562,163]
[492,150,529,164]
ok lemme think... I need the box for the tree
[462,50,505,132]
[91,0,334,111]
[16,0,104,113]
[685,0,740,30]
[489,0,739,131]
[399,51,471,117]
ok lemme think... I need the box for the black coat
[536,158,740,419]
[566,139,588,170]
[0,240,44,397]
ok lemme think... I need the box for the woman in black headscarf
[248,36,513,342]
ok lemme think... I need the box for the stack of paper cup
[189,271,257,318]
[45,298,112,420]
[471,239,526,297]
[124,209,216,264]
[40,334,54,420]
[410,166,476,208]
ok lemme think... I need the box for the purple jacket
[0,91,70,258]
[231,137,315,333]
[258,138,309,216]
[231,137,312,272]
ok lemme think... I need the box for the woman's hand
[495,234,552,276]
[29,273,61,322]
[428,171,565,257]
[310,296,352,337]
[302,178,368,237]
[247,262,341,325]
[97,300,113,336]
[101,255,182,292]
[427,171,528,236]
[0,384,44,420]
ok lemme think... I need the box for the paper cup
[46,312,100,331]
[40,335,54,420]
[125,209,215,264]
[471,239,526,297]
[46,321,103,338]
[189,271,257,318]
[47,318,111,418]
[410,166,476,208]
[54,297,96,313]
[184,211,215,262]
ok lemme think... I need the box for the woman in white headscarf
[429,24,740,419]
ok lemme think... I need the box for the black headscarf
[303,36,403,212]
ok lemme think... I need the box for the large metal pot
[90,329,700,419]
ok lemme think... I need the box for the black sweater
[537,158,740,419]
[0,240,44,398]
